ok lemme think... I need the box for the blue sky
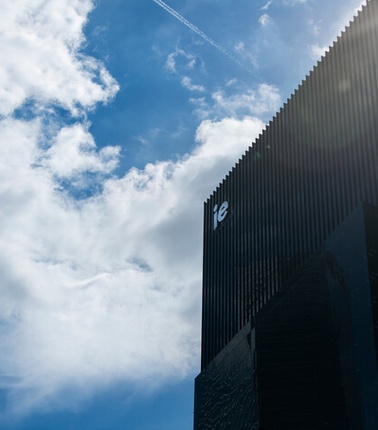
[0,0,365,428]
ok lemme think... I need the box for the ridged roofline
[209,0,368,200]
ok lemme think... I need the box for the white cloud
[259,13,272,26]
[225,79,238,87]
[0,0,272,416]
[181,76,206,92]
[261,1,273,11]
[0,114,264,414]
[165,52,177,73]
[189,84,281,121]
[165,49,197,74]
[211,84,281,118]
[190,97,210,120]
[0,0,118,117]
[44,123,120,179]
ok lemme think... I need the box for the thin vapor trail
[152,0,253,74]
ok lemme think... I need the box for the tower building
[194,1,378,428]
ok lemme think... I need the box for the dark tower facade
[194,1,378,428]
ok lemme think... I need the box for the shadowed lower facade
[194,1,378,428]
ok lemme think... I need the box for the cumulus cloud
[308,43,329,61]
[0,0,118,117]
[43,123,120,180]
[0,0,270,415]
[0,114,264,414]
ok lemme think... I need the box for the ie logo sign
[213,201,229,230]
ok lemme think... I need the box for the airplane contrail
[152,0,253,74]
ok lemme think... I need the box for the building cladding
[194,0,378,429]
